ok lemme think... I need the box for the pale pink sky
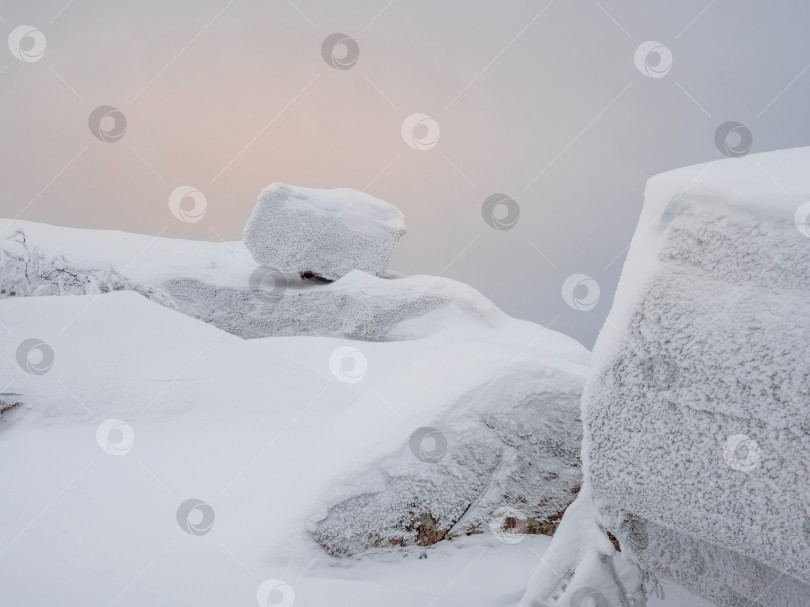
[2,0,809,346]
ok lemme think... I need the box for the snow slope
[0,234,594,606]
[0,219,503,341]
[0,207,726,606]
[0,290,712,606]
[575,148,810,606]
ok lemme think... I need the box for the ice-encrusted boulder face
[242,184,407,280]
[577,149,810,606]
[163,270,503,341]
[310,362,585,556]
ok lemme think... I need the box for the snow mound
[519,485,658,607]
[0,229,174,307]
[242,183,407,280]
[0,286,593,605]
[0,221,497,342]
[310,361,584,556]
[568,148,810,606]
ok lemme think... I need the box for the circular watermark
[409,426,447,463]
[714,121,752,158]
[570,586,610,607]
[257,579,295,607]
[401,113,440,151]
[794,201,810,237]
[562,274,600,311]
[248,267,289,302]
[8,25,46,63]
[176,498,215,536]
[642,354,679,391]
[16,338,54,375]
[634,41,672,78]
[96,418,135,456]
[88,105,127,143]
[489,506,529,544]
[482,194,520,231]
[722,434,760,472]
[618,514,648,554]
[168,186,207,223]
[329,346,367,383]
[321,33,359,70]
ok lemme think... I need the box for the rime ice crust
[242,183,407,280]
[583,148,810,606]
[311,366,585,556]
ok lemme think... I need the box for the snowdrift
[0,212,595,601]
[0,220,498,341]
[581,148,810,606]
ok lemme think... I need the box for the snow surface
[0,213,595,605]
[519,485,659,607]
[242,183,407,280]
[0,219,502,342]
[0,291,709,606]
[0,204,724,605]
[575,147,810,606]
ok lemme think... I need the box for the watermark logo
[722,434,760,472]
[401,113,440,151]
[715,121,753,158]
[8,26,46,63]
[88,105,127,143]
[409,426,447,463]
[176,498,215,535]
[248,267,289,302]
[96,418,135,456]
[562,274,600,311]
[794,201,810,237]
[482,194,520,231]
[257,579,295,607]
[634,41,672,78]
[329,346,367,383]
[488,506,529,544]
[642,354,679,391]
[16,338,54,375]
[321,33,359,70]
[168,186,207,223]
[570,587,610,607]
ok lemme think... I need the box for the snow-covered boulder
[523,148,810,607]
[310,361,585,556]
[163,270,504,341]
[0,218,594,561]
[242,184,407,280]
[0,221,497,342]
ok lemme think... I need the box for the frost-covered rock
[163,270,502,341]
[0,221,498,342]
[523,148,810,607]
[242,184,407,280]
[310,360,585,556]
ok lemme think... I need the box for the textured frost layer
[311,364,584,556]
[242,183,407,280]
[584,148,810,607]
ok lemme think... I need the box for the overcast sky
[2,0,809,347]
